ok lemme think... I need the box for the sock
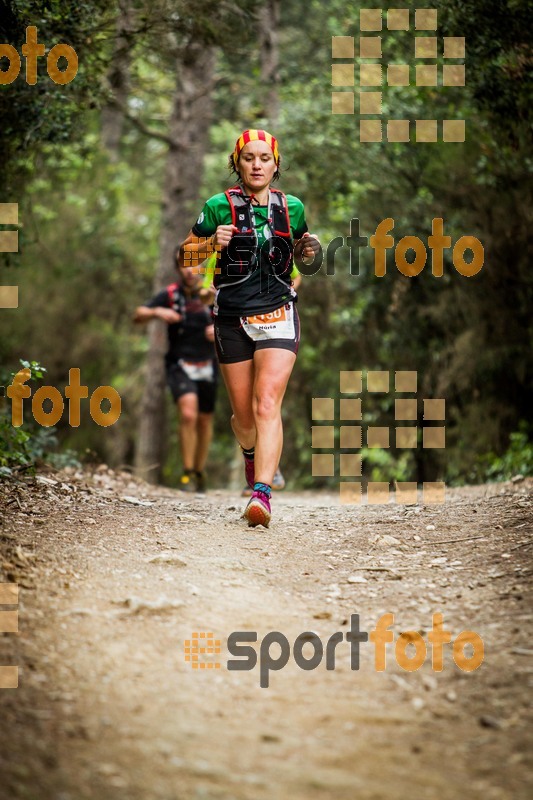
[242,446,255,460]
[253,482,271,498]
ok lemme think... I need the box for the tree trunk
[259,0,280,128]
[135,44,216,484]
[101,0,136,160]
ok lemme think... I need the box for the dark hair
[227,154,281,182]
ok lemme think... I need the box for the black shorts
[166,360,218,413]
[214,303,300,364]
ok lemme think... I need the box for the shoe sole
[243,499,271,528]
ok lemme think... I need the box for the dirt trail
[1,469,532,800]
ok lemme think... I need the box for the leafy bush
[0,360,80,476]
[474,423,533,483]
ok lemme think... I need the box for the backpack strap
[166,282,181,311]
[269,189,291,238]
[225,186,254,232]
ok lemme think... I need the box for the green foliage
[474,424,533,483]
[1,0,530,487]
[0,359,79,476]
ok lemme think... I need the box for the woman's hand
[204,324,215,342]
[214,224,239,249]
[295,232,321,261]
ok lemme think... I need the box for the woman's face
[237,140,277,194]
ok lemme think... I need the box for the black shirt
[144,284,215,364]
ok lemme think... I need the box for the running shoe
[195,471,207,494]
[271,468,286,490]
[243,489,271,528]
[178,471,196,492]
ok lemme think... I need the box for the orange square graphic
[387,65,410,86]
[360,92,382,115]
[395,399,417,420]
[416,65,438,86]
[367,482,390,504]
[443,120,466,142]
[340,482,362,504]
[367,371,389,392]
[443,65,465,86]
[395,482,418,505]
[0,287,18,308]
[415,9,437,30]
[0,584,18,603]
[416,120,438,142]
[423,399,445,420]
[340,454,362,477]
[360,64,382,86]
[312,454,335,477]
[360,120,382,142]
[340,399,362,420]
[367,427,390,448]
[396,427,418,449]
[395,371,417,392]
[332,64,354,87]
[332,92,355,115]
[0,611,18,633]
[443,37,465,58]
[360,9,382,31]
[0,666,19,689]
[0,231,18,252]
[387,9,409,30]
[332,36,354,58]
[415,37,437,59]
[312,398,334,420]
[387,120,410,142]
[423,482,446,504]
[359,37,382,58]
[340,371,362,393]
[340,426,362,449]
[0,204,18,224]
[312,425,335,448]
[423,427,446,448]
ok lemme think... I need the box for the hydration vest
[217,186,293,288]
[166,282,186,317]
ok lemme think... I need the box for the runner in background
[134,252,217,493]
[180,129,320,527]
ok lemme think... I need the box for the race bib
[241,304,295,341]
[179,359,215,382]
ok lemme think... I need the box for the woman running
[180,129,320,528]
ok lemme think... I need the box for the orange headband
[232,129,280,167]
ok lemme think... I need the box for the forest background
[0,0,531,489]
